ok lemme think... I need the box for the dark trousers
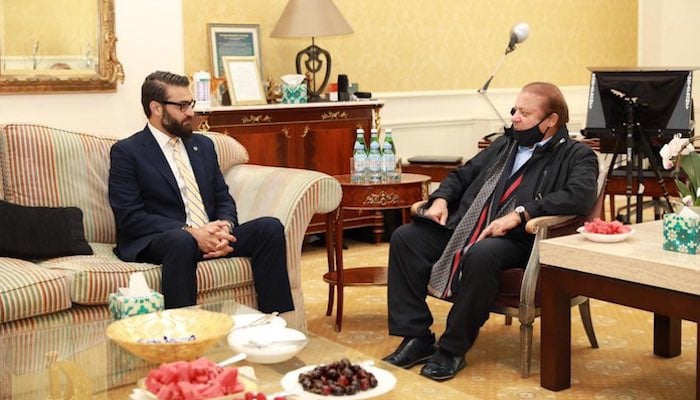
[387,221,531,356]
[138,216,294,313]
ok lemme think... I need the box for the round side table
[324,173,431,331]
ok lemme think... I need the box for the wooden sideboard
[193,101,385,238]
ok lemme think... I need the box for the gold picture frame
[222,56,266,106]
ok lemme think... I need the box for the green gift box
[108,291,164,320]
[663,213,700,254]
[282,83,307,104]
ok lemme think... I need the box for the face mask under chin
[510,117,549,147]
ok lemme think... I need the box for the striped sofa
[0,123,342,334]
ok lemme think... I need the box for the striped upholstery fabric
[38,243,162,305]
[39,243,255,305]
[0,123,342,332]
[200,131,249,170]
[0,258,71,323]
[224,164,343,329]
[0,124,117,243]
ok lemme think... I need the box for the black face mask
[508,112,550,147]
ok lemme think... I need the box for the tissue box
[282,83,307,104]
[663,213,700,254]
[108,291,164,320]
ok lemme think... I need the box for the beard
[162,108,193,139]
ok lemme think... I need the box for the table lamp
[271,0,353,101]
[478,22,530,129]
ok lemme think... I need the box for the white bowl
[227,326,307,364]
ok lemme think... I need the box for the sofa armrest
[222,164,342,329]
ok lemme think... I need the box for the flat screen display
[584,68,694,152]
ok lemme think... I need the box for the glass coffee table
[0,300,474,399]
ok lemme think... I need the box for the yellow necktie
[169,137,208,227]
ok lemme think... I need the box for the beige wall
[184,0,637,92]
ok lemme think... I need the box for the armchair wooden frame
[410,151,608,378]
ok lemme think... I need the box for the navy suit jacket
[108,126,237,261]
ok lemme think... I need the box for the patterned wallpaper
[183,0,637,92]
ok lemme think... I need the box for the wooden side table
[324,173,431,331]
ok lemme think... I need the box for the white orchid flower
[659,143,675,169]
[659,134,694,169]
[681,141,696,155]
[668,134,691,154]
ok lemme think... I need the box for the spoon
[234,312,280,330]
[244,338,308,348]
[217,353,247,367]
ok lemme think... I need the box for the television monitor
[583,67,695,152]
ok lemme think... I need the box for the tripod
[605,95,674,224]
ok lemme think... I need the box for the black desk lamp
[478,22,530,130]
[271,0,353,102]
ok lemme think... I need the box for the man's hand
[184,220,237,259]
[476,212,521,242]
[422,198,449,225]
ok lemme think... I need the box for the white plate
[280,364,396,400]
[577,226,635,243]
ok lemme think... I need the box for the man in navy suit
[108,71,294,313]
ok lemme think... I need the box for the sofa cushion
[200,131,249,169]
[38,243,255,305]
[0,258,72,323]
[0,200,92,259]
[0,126,249,247]
[0,124,117,244]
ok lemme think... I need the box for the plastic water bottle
[381,128,398,181]
[352,129,368,183]
[191,71,211,109]
[367,129,382,183]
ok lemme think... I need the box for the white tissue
[678,206,700,220]
[281,74,305,86]
[118,272,152,297]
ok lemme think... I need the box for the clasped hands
[421,199,521,242]
[184,220,236,259]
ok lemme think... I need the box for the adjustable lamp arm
[477,22,530,131]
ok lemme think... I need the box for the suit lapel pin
[193,146,199,151]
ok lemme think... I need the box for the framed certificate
[222,56,266,105]
[208,24,261,79]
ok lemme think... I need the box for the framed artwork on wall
[222,56,266,105]
[208,23,262,79]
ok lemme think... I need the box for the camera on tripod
[582,67,696,223]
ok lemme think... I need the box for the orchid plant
[659,134,700,207]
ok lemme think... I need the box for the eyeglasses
[159,99,196,112]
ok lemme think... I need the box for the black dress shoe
[419,349,466,381]
[382,337,437,368]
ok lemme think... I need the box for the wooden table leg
[334,208,345,332]
[696,328,700,400]
[541,266,572,391]
[325,209,339,317]
[653,314,682,357]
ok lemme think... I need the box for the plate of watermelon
[138,357,257,400]
[577,218,634,243]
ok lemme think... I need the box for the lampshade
[271,0,353,38]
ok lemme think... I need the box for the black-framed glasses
[159,99,196,112]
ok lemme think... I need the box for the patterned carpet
[300,235,697,400]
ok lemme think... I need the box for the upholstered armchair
[410,151,608,378]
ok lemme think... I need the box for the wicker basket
[106,308,234,364]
